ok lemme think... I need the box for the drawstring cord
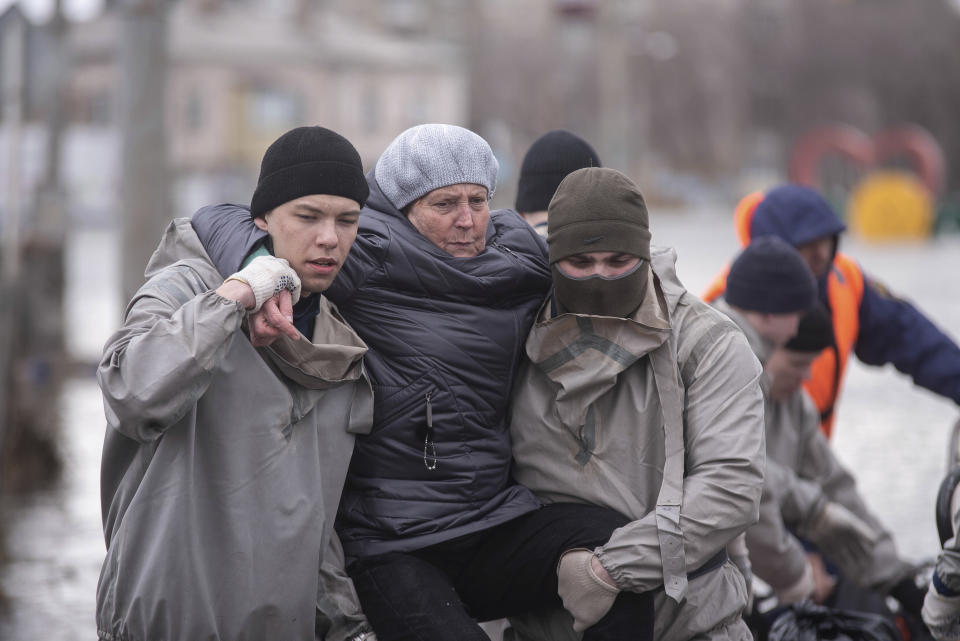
[424,392,437,470]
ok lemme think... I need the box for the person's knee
[347,551,443,599]
[583,590,655,641]
[347,551,428,580]
[543,503,632,547]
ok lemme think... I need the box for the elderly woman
[192,124,654,641]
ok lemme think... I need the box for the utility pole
[25,0,68,362]
[1,7,24,283]
[118,0,172,303]
[34,0,67,240]
[0,0,69,493]
[0,5,26,491]
[597,1,633,176]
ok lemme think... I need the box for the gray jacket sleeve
[745,465,811,592]
[316,533,373,641]
[598,311,766,592]
[98,266,245,443]
[769,456,827,526]
[935,488,960,594]
[936,546,960,594]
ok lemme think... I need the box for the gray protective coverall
[507,247,765,641]
[96,218,373,641]
[714,298,911,596]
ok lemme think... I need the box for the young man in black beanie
[96,126,377,641]
[515,129,601,235]
[720,236,818,348]
[508,167,766,641]
[714,243,925,634]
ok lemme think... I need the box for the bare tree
[741,0,960,194]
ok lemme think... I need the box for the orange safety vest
[807,254,863,438]
[701,192,866,438]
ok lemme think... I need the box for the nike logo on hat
[582,235,604,245]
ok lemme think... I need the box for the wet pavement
[0,378,105,640]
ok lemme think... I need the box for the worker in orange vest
[703,183,960,438]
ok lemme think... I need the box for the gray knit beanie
[374,124,499,210]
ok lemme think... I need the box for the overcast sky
[1,0,102,23]
[4,0,960,28]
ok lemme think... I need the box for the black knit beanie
[516,130,601,214]
[725,237,817,314]
[250,126,369,218]
[547,167,651,264]
[785,304,835,352]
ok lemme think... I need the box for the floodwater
[1,212,958,640]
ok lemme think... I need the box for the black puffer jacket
[191,179,551,560]
[328,179,551,559]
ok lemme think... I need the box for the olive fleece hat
[373,124,499,210]
[515,130,601,214]
[725,237,818,314]
[547,167,651,264]
[250,126,369,218]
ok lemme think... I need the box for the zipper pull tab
[426,391,433,428]
[424,392,437,470]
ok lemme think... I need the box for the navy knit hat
[785,304,835,352]
[250,126,369,218]
[726,237,817,314]
[751,184,846,246]
[516,130,601,214]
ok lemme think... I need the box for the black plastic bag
[768,602,902,641]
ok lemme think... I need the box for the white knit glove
[225,255,301,313]
[557,549,620,632]
[923,586,960,641]
[805,502,879,567]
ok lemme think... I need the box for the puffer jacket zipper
[423,391,437,470]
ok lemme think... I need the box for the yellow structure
[848,170,935,240]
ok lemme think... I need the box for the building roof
[66,3,462,71]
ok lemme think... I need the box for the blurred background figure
[515,129,601,235]
[702,184,960,439]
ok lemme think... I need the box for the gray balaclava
[373,124,499,211]
[548,167,652,317]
